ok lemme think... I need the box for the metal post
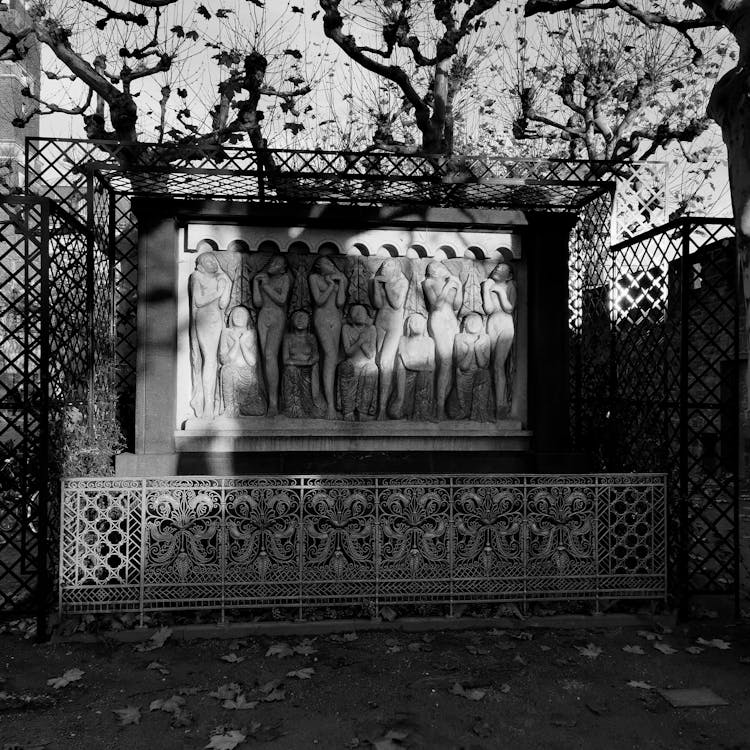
[732,230,742,616]
[36,198,51,641]
[85,170,96,438]
[677,220,691,617]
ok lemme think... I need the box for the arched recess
[227,239,251,254]
[288,240,310,255]
[257,239,281,254]
[317,241,340,256]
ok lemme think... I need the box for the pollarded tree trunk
[708,64,750,416]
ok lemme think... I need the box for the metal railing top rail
[610,216,735,252]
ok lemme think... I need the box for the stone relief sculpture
[482,261,517,419]
[253,255,291,416]
[281,310,325,419]
[372,259,409,419]
[422,260,462,420]
[338,304,378,421]
[189,251,232,419]
[186,243,518,425]
[309,257,348,419]
[451,312,492,421]
[389,313,435,420]
[219,306,267,417]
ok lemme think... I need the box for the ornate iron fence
[59,474,666,619]
[0,193,116,628]
[570,218,740,606]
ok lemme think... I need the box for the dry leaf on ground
[205,728,246,750]
[576,643,602,659]
[294,639,318,656]
[286,667,315,680]
[622,645,645,655]
[265,642,294,658]
[209,683,242,700]
[147,660,169,675]
[653,642,677,655]
[135,626,172,652]
[113,705,141,725]
[222,694,258,710]
[47,668,84,689]
[627,680,655,690]
[220,653,245,663]
[685,646,704,655]
[450,682,487,701]
[149,694,186,713]
[696,637,731,650]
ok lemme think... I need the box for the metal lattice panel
[59,474,667,616]
[570,218,739,601]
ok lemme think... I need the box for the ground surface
[1,617,750,750]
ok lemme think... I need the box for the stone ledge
[174,416,531,452]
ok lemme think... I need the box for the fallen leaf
[627,680,655,690]
[380,606,397,622]
[222,694,258,710]
[147,660,170,675]
[386,644,402,654]
[294,639,318,656]
[622,645,645,655]
[205,728,246,750]
[696,637,730,650]
[47,668,84,689]
[653,642,677,655]
[149,694,185,713]
[739,656,750,664]
[466,644,490,656]
[286,667,315,680]
[209,683,242,700]
[508,631,533,640]
[499,682,511,693]
[113,705,141,725]
[576,643,602,659]
[227,639,247,651]
[171,708,194,727]
[265,642,294,658]
[513,654,527,665]
[636,630,662,642]
[372,729,409,749]
[257,679,282,695]
[539,644,552,652]
[450,682,486,701]
[220,653,245,663]
[135,626,173,652]
[342,632,359,642]
[262,688,286,702]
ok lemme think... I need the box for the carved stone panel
[176,225,525,442]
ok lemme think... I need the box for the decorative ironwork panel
[302,477,376,606]
[570,218,739,602]
[60,474,667,617]
[225,477,302,609]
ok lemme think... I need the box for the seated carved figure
[281,310,325,419]
[219,306,267,417]
[338,304,378,421]
[450,312,493,422]
[388,313,435,421]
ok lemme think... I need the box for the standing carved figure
[389,313,435,421]
[219,306,267,417]
[252,255,291,416]
[338,304,378,421]
[372,258,408,419]
[189,251,231,419]
[452,312,492,421]
[482,261,517,419]
[422,260,463,420]
[281,310,325,419]
[309,257,348,419]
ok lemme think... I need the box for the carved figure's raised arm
[252,274,265,309]
[239,332,258,367]
[496,281,516,314]
[384,275,408,310]
[481,279,498,315]
[335,273,348,307]
[263,275,291,307]
[310,273,336,306]
[191,274,221,308]
[341,325,359,357]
